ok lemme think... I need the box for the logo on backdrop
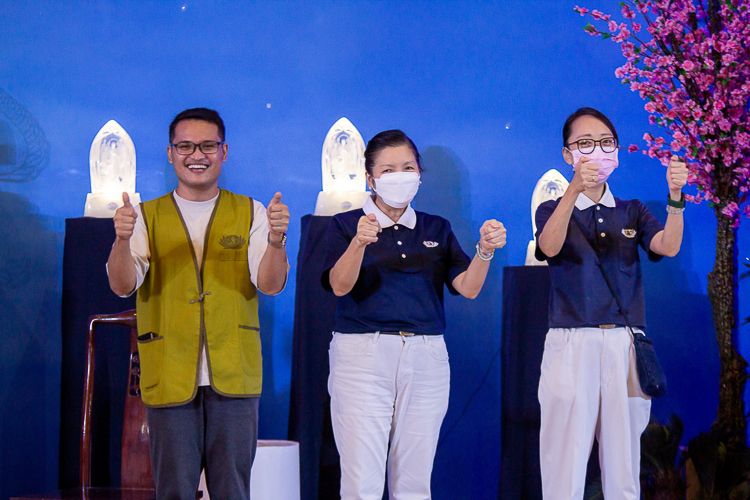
[0,87,50,183]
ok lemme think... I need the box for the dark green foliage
[640,414,686,500]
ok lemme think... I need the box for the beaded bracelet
[666,206,685,215]
[476,241,494,261]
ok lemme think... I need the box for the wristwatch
[267,232,287,249]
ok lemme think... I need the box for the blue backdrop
[0,1,748,499]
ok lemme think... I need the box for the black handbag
[571,212,667,398]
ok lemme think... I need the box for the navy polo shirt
[534,185,664,329]
[321,199,471,335]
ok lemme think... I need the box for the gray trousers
[146,386,260,500]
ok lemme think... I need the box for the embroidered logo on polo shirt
[423,241,439,248]
[622,229,636,238]
[220,235,246,249]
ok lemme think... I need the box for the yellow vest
[136,190,261,407]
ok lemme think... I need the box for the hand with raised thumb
[667,155,688,199]
[266,191,290,237]
[571,157,600,193]
[114,192,137,241]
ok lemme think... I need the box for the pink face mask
[568,147,619,184]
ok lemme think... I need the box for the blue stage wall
[0,1,747,499]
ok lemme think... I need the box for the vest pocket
[238,325,262,376]
[137,334,164,390]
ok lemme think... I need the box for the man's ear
[222,142,228,162]
[167,145,174,164]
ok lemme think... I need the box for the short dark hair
[562,107,618,146]
[364,129,423,175]
[169,108,225,143]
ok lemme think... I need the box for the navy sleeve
[320,214,355,292]
[534,200,557,261]
[445,221,471,296]
[636,201,665,262]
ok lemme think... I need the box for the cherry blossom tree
[575,0,750,443]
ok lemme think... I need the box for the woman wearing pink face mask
[533,107,688,500]
[321,129,507,499]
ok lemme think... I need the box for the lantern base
[84,192,141,218]
[314,191,370,216]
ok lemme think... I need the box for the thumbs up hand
[114,192,138,241]
[667,155,688,198]
[355,213,381,247]
[266,192,290,238]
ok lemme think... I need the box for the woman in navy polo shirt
[321,129,506,500]
[534,108,688,500]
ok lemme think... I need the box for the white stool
[199,439,300,500]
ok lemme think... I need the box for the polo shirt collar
[575,183,616,210]
[363,196,417,229]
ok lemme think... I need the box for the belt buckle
[399,331,415,337]
[599,324,616,329]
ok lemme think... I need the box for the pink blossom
[573,0,750,216]
[628,144,640,153]
[722,202,740,219]
[613,26,631,42]
[591,9,607,20]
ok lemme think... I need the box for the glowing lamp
[314,117,370,216]
[84,120,140,217]
[525,169,569,265]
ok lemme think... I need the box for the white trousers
[328,332,451,500]
[538,327,651,500]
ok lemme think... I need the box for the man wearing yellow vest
[107,107,290,499]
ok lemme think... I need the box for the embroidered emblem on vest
[622,229,636,238]
[220,235,246,249]
[423,241,438,248]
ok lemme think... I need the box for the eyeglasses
[566,137,618,154]
[170,141,225,155]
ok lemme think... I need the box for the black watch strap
[667,192,685,208]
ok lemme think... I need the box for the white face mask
[372,171,420,209]
[568,147,619,184]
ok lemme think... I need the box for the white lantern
[314,117,370,216]
[84,120,141,217]
[525,169,569,265]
